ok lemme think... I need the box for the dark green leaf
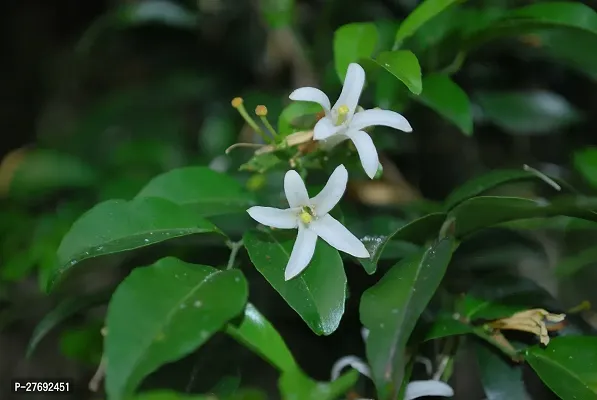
[574,147,597,189]
[59,323,103,366]
[27,291,110,358]
[525,336,597,400]
[278,366,359,400]
[394,0,462,48]
[424,316,472,341]
[535,30,597,82]
[243,230,346,336]
[457,295,526,322]
[358,212,446,274]
[555,246,597,278]
[130,392,211,400]
[260,0,294,29]
[360,238,455,399]
[226,303,297,372]
[277,101,323,136]
[474,90,581,135]
[416,74,473,136]
[51,197,223,291]
[105,257,248,400]
[334,23,379,81]
[476,342,531,400]
[135,167,256,217]
[375,51,422,95]
[239,153,283,174]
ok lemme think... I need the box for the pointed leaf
[51,197,223,291]
[277,102,323,136]
[135,167,256,217]
[525,336,597,400]
[226,303,297,373]
[416,74,473,136]
[375,51,422,95]
[555,246,597,278]
[334,23,379,81]
[105,257,248,400]
[243,230,346,336]
[476,341,531,400]
[424,316,472,341]
[279,366,359,400]
[359,212,446,274]
[394,0,462,48]
[360,238,455,399]
[574,147,597,189]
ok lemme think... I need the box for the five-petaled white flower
[246,164,370,281]
[289,63,413,179]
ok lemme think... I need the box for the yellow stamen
[299,211,313,224]
[255,105,278,138]
[255,105,268,116]
[231,97,243,108]
[336,104,350,125]
[231,97,272,144]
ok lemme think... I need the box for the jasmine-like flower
[332,328,454,400]
[247,165,370,280]
[288,63,412,179]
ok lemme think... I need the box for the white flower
[289,63,412,179]
[246,165,370,280]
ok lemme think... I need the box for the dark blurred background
[2,0,597,399]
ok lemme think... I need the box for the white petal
[285,226,318,280]
[289,87,331,114]
[404,380,454,400]
[347,130,379,179]
[333,63,365,120]
[330,355,371,381]
[313,117,344,140]
[311,165,348,215]
[284,169,309,208]
[414,356,433,377]
[310,214,370,258]
[350,109,412,132]
[247,206,298,229]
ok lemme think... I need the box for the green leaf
[555,246,597,278]
[27,291,110,358]
[334,23,379,81]
[277,102,323,136]
[375,51,422,95]
[260,0,294,28]
[359,212,446,274]
[574,147,597,189]
[525,336,597,400]
[105,257,248,400]
[130,392,211,400]
[360,238,455,399]
[278,366,359,400]
[448,196,597,238]
[226,303,297,372]
[476,342,531,400]
[394,0,462,48]
[416,74,472,136]
[59,323,103,366]
[424,316,472,341]
[243,230,346,336]
[474,90,581,135]
[534,30,597,82]
[51,197,223,291]
[135,167,257,217]
[8,149,97,200]
[444,169,549,210]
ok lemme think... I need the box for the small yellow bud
[255,105,268,116]
[338,104,349,116]
[299,211,313,224]
[231,97,243,108]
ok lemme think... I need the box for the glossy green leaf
[51,197,222,291]
[375,51,422,95]
[535,30,597,82]
[424,316,472,341]
[448,196,597,238]
[334,23,379,81]
[555,246,597,278]
[476,342,531,400]
[243,230,346,336]
[457,295,526,322]
[359,212,446,274]
[260,0,294,29]
[525,336,597,400]
[226,303,297,373]
[474,90,581,135]
[574,147,597,189]
[394,0,462,48]
[105,257,248,400]
[360,238,455,399]
[27,291,110,358]
[279,366,359,400]
[444,169,548,210]
[135,167,257,217]
[416,74,472,136]
[277,101,323,136]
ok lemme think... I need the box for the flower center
[299,205,315,224]
[334,104,350,126]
